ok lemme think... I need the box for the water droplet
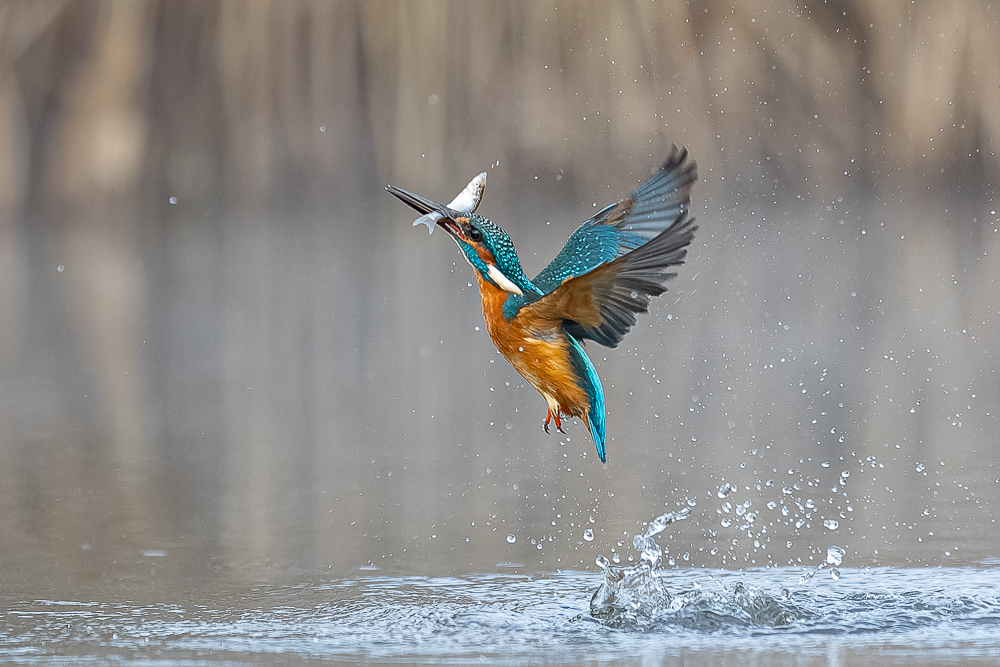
[583,528,594,542]
[319,126,326,132]
[644,508,689,538]
[826,545,845,565]
[168,196,177,205]
[595,554,610,569]
[915,463,926,473]
[830,568,841,580]
[717,482,734,499]
[766,500,778,510]
[841,470,851,478]
[506,534,516,543]
[823,519,840,530]
[56,264,64,272]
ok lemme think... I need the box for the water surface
[3,566,999,665]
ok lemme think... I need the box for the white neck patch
[487,264,523,295]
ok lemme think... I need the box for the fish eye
[468,227,483,242]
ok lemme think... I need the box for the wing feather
[531,146,697,295]
[520,215,698,348]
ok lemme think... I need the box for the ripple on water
[1,568,999,663]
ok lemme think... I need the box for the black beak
[385,184,442,216]
[386,184,466,238]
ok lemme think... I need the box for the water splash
[589,508,805,629]
[797,545,847,585]
[589,509,687,627]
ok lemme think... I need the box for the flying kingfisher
[386,147,697,463]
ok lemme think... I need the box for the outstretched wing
[519,215,697,348]
[531,145,697,296]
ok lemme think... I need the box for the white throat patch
[487,264,524,295]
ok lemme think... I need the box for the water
[2,567,999,665]
[3,510,998,665]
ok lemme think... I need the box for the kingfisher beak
[385,184,464,238]
[385,184,438,215]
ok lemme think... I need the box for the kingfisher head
[386,174,537,298]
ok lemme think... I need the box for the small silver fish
[411,172,488,234]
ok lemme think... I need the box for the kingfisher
[386,147,697,463]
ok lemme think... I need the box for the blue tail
[567,336,606,462]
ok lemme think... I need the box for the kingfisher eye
[468,227,483,242]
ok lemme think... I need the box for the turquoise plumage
[386,146,698,463]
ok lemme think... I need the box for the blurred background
[0,0,997,591]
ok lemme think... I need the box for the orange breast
[475,275,590,418]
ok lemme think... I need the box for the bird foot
[543,409,567,435]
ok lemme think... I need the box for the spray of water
[590,508,845,629]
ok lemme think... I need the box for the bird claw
[543,409,567,435]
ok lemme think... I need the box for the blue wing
[531,146,697,296]
[518,214,697,348]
